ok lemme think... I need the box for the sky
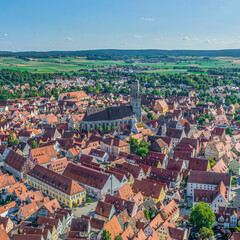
[1,0,240,51]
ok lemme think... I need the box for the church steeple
[130,80,142,122]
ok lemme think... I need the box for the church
[81,80,142,131]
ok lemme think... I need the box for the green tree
[144,209,150,220]
[101,229,111,240]
[136,147,149,157]
[172,89,177,96]
[98,126,103,132]
[86,197,92,203]
[72,202,78,208]
[198,116,206,126]
[147,112,156,120]
[106,125,111,133]
[8,132,19,147]
[225,98,231,106]
[31,140,38,149]
[225,127,233,137]
[128,138,139,154]
[189,202,215,230]
[114,236,123,240]
[208,159,215,168]
[149,209,156,220]
[199,227,213,240]
[139,142,150,149]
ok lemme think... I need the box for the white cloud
[203,39,211,44]
[141,17,155,22]
[3,33,8,37]
[66,37,73,41]
[182,36,190,41]
[134,34,144,39]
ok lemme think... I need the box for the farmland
[0,56,240,74]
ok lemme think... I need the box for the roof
[95,200,114,218]
[43,198,61,213]
[60,91,89,101]
[104,215,123,239]
[48,157,69,173]
[27,165,85,196]
[82,106,133,122]
[104,194,135,214]
[168,227,185,240]
[117,184,134,200]
[132,179,164,199]
[188,158,209,171]
[30,145,57,160]
[63,163,109,190]
[102,137,129,148]
[0,227,10,240]
[0,174,16,189]
[0,202,16,215]
[211,159,228,173]
[188,170,231,186]
[5,150,27,171]
[20,201,39,218]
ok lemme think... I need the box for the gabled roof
[27,165,85,196]
[5,150,27,171]
[95,200,114,218]
[63,162,110,190]
[188,170,231,186]
[83,106,133,122]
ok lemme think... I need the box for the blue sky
[1,0,240,51]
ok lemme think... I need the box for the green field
[0,56,240,73]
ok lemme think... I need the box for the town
[0,69,239,240]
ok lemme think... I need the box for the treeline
[2,49,240,58]
[0,69,72,86]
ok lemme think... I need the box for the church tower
[130,80,142,122]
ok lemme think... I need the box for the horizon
[1,48,240,53]
[1,0,240,51]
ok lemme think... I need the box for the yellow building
[153,99,168,115]
[205,141,226,161]
[26,165,86,208]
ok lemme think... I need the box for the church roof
[82,106,133,122]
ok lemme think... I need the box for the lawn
[0,56,240,74]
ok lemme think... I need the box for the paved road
[73,201,98,218]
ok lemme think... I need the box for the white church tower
[130,80,142,122]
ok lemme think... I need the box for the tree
[86,197,92,203]
[198,116,206,126]
[199,227,213,240]
[144,209,150,220]
[147,112,156,120]
[139,142,150,149]
[72,202,78,208]
[136,147,149,157]
[225,127,233,137]
[101,229,111,240]
[128,138,139,154]
[8,132,19,147]
[208,158,215,168]
[149,209,156,220]
[31,140,38,149]
[189,202,215,230]
[106,125,111,133]
[114,236,123,240]
[98,126,103,132]
[225,98,231,106]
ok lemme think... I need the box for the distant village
[0,75,239,240]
